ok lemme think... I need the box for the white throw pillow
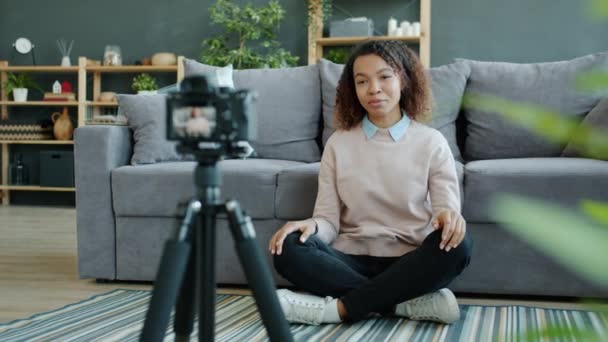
[216,64,234,89]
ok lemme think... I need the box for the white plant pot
[13,88,28,102]
[137,90,158,95]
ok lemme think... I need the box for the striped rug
[1,289,606,341]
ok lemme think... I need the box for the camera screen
[171,106,217,139]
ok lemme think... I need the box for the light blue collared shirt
[362,112,410,141]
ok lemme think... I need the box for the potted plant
[3,72,42,102]
[307,0,333,37]
[200,0,298,69]
[131,73,158,95]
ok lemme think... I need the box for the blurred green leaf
[576,72,608,91]
[581,200,608,226]
[581,300,608,315]
[463,93,608,159]
[588,0,608,18]
[490,193,608,286]
[522,324,602,342]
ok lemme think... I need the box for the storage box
[40,151,74,187]
[330,18,374,37]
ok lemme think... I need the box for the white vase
[13,88,28,102]
[61,56,72,67]
[137,90,158,95]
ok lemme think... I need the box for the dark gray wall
[2,0,607,67]
[1,0,607,205]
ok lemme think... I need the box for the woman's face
[353,54,403,125]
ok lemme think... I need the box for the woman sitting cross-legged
[269,40,472,325]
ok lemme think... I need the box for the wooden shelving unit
[0,140,73,145]
[0,61,81,204]
[307,0,431,67]
[0,101,79,106]
[0,185,75,191]
[81,56,184,122]
[0,57,185,205]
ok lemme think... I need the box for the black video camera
[166,75,256,158]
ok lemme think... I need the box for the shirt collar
[362,112,410,141]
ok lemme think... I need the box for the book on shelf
[43,92,76,101]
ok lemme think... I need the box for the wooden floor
[0,205,603,323]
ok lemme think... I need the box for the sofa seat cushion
[464,158,608,222]
[275,163,320,219]
[112,159,303,218]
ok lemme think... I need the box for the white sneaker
[395,288,460,324]
[276,289,336,325]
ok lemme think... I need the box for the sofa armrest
[74,125,132,279]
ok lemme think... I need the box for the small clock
[11,37,37,65]
[14,37,33,54]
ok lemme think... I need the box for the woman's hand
[432,210,466,252]
[268,219,317,255]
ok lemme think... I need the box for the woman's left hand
[432,210,466,252]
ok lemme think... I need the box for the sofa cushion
[275,163,320,219]
[463,158,608,222]
[459,52,608,161]
[112,159,303,218]
[426,62,471,162]
[319,58,470,161]
[184,58,322,163]
[117,94,181,165]
[183,59,234,88]
[562,97,608,160]
[319,58,344,146]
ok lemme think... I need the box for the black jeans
[273,229,472,322]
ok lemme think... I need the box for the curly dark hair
[334,40,431,130]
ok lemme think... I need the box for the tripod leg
[140,241,191,342]
[224,200,294,342]
[198,202,217,342]
[140,200,199,342]
[174,201,202,341]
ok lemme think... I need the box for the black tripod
[140,151,293,342]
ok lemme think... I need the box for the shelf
[0,56,184,204]
[0,185,75,192]
[0,140,73,145]
[307,0,430,66]
[0,101,79,106]
[0,66,79,72]
[316,35,422,47]
[86,65,178,72]
[87,101,118,107]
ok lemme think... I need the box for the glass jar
[103,45,122,66]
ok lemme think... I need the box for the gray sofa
[75,55,608,298]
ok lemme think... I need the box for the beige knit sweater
[312,120,460,257]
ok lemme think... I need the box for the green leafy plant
[3,72,42,96]
[200,0,298,69]
[131,73,158,92]
[462,2,608,339]
[325,47,349,64]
